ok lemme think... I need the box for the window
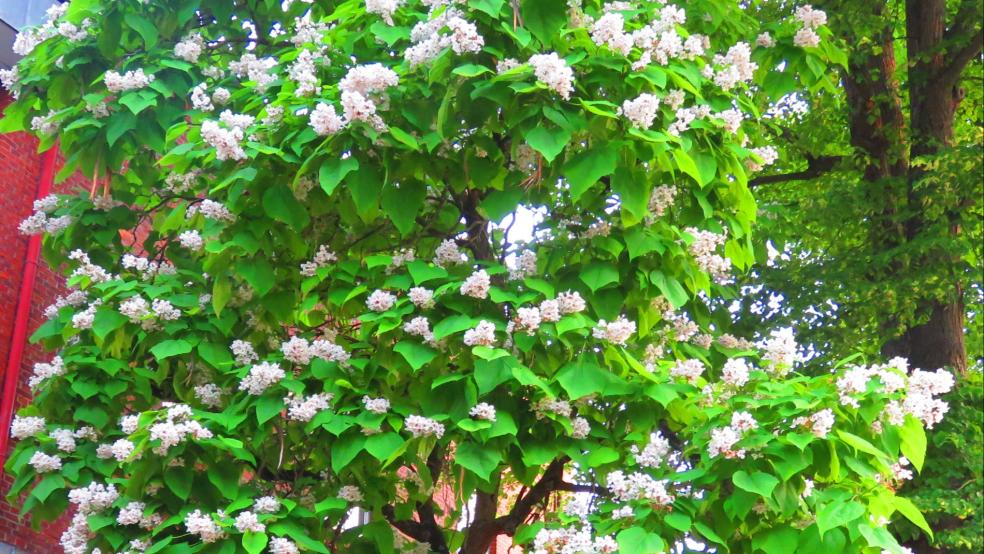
[0,0,63,30]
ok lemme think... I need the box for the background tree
[0,1,967,553]
[731,0,983,551]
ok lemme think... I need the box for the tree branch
[937,27,983,86]
[748,155,842,188]
[494,456,569,535]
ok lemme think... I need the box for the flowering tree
[0,1,956,553]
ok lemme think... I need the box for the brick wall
[0,90,86,553]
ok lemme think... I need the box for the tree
[733,0,983,372]
[0,1,959,553]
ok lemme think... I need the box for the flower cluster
[104,69,155,93]
[618,93,660,128]
[686,227,731,284]
[404,4,484,67]
[239,362,286,395]
[404,415,445,438]
[147,404,213,455]
[592,316,636,345]
[285,392,333,422]
[528,53,575,99]
[794,5,827,48]
[606,470,674,506]
[532,526,618,554]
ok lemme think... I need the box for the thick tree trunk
[889,0,973,373]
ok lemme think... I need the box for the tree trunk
[888,0,972,373]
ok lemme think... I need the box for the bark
[884,0,977,373]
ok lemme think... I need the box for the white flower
[721,358,750,387]
[670,359,705,384]
[281,336,313,365]
[528,53,575,99]
[571,416,591,439]
[408,287,435,309]
[174,34,205,63]
[285,392,333,422]
[708,426,744,458]
[755,32,775,48]
[253,496,280,514]
[592,316,636,345]
[761,328,799,374]
[405,415,445,438]
[269,538,299,554]
[194,384,223,408]
[29,451,62,472]
[110,439,135,461]
[793,28,820,48]
[366,289,397,312]
[234,511,265,533]
[310,103,345,135]
[539,299,561,322]
[363,396,391,414]
[185,510,224,543]
[556,290,586,314]
[460,269,491,299]
[515,307,542,333]
[463,320,497,347]
[619,93,661,128]
[239,362,286,395]
[469,403,496,422]
[366,0,405,25]
[434,239,466,266]
[606,470,673,505]
[104,69,155,93]
[338,485,363,502]
[231,340,259,366]
[178,230,204,251]
[795,5,828,29]
[632,433,671,468]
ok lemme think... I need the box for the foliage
[891,370,983,553]
[0,1,956,553]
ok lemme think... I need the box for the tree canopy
[0,1,968,553]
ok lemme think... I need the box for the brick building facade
[0,89,76,553]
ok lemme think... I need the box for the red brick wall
[0,90,85,553]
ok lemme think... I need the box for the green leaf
[673,149,703,186]
[269,521,331,554]
[454,442,502,480]
[555,360,632,399]
[394,341,437,371]
[262,185,309,232]
[365,432,405,461]
[475,356,515,395]
[243,532,268,554]
[106,110,136,146]
[197,342,233,369]
[899,416,926,472]
[165,465,193,500]
[256,395,283,425]
[479,188,524,221]
[150,339,193,361]
[732,470,779,498]
[237,258,276,297]
[407,260,448,284]
[649,271,689,308]
[837,430,891,460]
[694,522,726,546]
[433,315,476,340]
[692,151,718,186]
[520,0,567,44]
[563,144,617,201]
[611,166,648,226]
[123,13,159,48]
[452,63,493,77]
[469,0,506,18]
[388,126,419,149]
[31,474,64,502]
[816,500,865,537]
[348,163,384,221]
[616,527,665,554]
[118,91,157,115]
[92,310,127,339]
[381,181,426,236]
[893,496,933,538]
[753,527,799,554]
[579,262,619,292]
[524,126,571,163]
[331,434,365,473]
[319,156,359,196]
